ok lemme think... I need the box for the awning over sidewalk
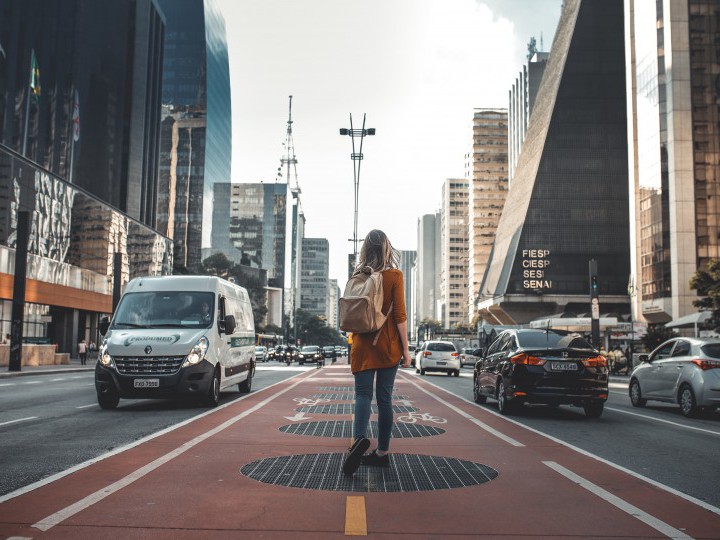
[665,311,712,328]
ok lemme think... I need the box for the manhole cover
[297,404,418,414]
[240,453,498,492]
[312,393,409,400]
[279,420,444,438]
[318,386,354,391]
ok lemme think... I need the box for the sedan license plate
[134,378,159,388]
[437,361,447,366]
[550,362,577,371]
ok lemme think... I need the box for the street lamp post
[339,114,375,266]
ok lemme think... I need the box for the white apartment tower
[441,179,470,328]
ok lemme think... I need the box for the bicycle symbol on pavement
[293,397,331,407]
[396,412,447,424]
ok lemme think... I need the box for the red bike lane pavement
[1,363,719,539]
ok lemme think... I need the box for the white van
[95,275,255,409]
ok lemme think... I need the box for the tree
[293,309,344,346]
[527,36,538,61]
[690,259,720,330]
[642,324,675,352]
[201,253,233,279]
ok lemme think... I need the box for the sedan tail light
[451,352,459,357]
[691,358,720,370]
[582,355,607,368]
[509,353,546,366]
[424,351,432,356]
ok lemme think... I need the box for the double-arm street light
[339,114,375,265]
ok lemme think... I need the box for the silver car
[416,340,461,377]
[629,337,720,417]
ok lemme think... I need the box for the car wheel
[473,379,487,404]
[497,381,515,415]
[679,384,699,418]
[446,370,452,376]
[629,379,647,407]
[238,363,253,394]
[583,400,604,418]
[204,369,220,408]
[97,388,119,410]
[454,370,460,377]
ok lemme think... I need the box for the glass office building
[626,0,720,323]
[300,238,329,319]
[156,0,232,269]
[0,0,165,228]
[479,0,630,325]
[0,144,172,356]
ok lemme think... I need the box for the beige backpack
[339,266,392,344]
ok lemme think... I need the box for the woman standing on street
[342,229,412,475]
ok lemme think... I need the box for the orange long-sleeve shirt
[350,268,407,373]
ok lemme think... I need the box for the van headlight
[183,336,209,367]
[99,345,114,368]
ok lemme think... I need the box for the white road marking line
[414,375,720,517]
[606,407,720,437]
[31,369,321,532]
[51,378,66,381]
[544,461,694,539]
[398,374,524,447]
[0,383,14,387]
[23,381,41,384]
[0,417,38,427]
[76,404,97,409]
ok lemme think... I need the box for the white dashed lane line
[76,404,97,409]
[0,417,38,428]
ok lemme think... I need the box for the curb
[0,367,95,379]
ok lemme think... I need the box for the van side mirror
[223,315,236,335]
[99,316,110,336]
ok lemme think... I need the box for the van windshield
[112,292,215,329]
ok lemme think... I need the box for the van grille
[114,356,185,375]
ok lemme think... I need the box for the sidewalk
[0,357,95,378]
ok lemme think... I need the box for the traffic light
[591,274,599,296]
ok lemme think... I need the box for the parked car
[255,346,268,362]
[322,346,336,362]
[473,329,608,418]
[298,345,322,365]
[461,347,482,368]
[629,337,720,417]
[416,341,461,376]
[407,345,417,366]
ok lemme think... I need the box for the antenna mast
[280,95,300,195]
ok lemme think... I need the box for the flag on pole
[72,89,80,142]
[30,49,40,103]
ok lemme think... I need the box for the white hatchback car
[416,340,461,377]
[629,337,720,417]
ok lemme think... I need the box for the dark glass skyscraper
[156,0,232,269]
[478,0,630,325]
[0,0,165,227]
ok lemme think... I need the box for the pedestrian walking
[341,230,412,475]
[78,339,87,365]
[88,340,96,362]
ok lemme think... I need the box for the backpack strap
[371,302,393,346]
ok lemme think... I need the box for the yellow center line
[345,495,367,536]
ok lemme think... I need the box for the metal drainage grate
[297,404,418,414]
[240,453,498,492]
[280,420,444,438]
[312,393,409,401]
[318,386,354,391]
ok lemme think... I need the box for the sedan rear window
[700,344,720,358]
[517,331,593,350]
[427,343,456,352]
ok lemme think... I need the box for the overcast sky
[217,0,562,286]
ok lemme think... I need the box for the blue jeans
[353,364,399,452]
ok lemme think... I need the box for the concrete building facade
[467,109,509,323]
[441,180,470,328]
[399,250,417,338]
[416,213,441,329]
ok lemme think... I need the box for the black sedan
[322,346,336,362]
[473,329,608,418]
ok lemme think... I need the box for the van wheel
[97,388,119,410]
[238,364,253,394]
[204,370,220,408]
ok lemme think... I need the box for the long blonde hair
[356,229,400,272]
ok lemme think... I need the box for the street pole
[589,259,600,348]
[9,211,30,372]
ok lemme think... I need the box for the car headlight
[183,336,209,367]
[99,345,114,368]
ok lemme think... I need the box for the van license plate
[134,379,159,388]
[550,362,577,371]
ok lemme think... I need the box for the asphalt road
[410,364,720,508]
[0,362,310,497]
